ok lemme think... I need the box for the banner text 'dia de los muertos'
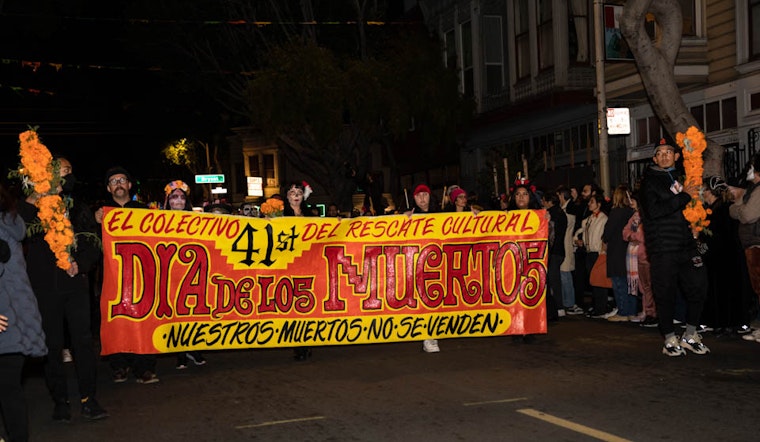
[99,208,549,355]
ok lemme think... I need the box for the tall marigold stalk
[676,126,711,235]
[16,129,74,270]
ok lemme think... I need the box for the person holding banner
[284,181,315,360]
[164,180,208,369]
[97,167,159,384]
[444,187,471,213]
[409,184,443,353]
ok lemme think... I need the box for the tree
[248,31,470,210]
[620,0,723,176]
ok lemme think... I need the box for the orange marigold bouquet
[260,198,284,217]
[676,126,711,236]
[10,129,75,270]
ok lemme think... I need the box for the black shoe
[52,400,71,422]
[293,347,312,361]
[112,367,129,383]
[186,352,206,366]
[81,397,109,420]
[640,316,659,328]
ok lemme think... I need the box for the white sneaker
[62,349,73,363]
[422,339,440,353]
[601,308,618,319]
[558,309,566,317]
[742,329,760,341]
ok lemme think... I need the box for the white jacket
[575,211,607,253]
[560,201,576,272]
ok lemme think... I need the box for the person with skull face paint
[18,156,108,421]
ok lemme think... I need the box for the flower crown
[510,176,536,194]
[164,180,190,196]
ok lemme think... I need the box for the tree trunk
[620,0,723,177]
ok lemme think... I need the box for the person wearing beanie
[444,187,470,212]
[411,184,437,214]
[409,184,440,353]
[640,138,709,356]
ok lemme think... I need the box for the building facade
[418,0,760,196]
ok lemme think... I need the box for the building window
[690,105,704,128]
[722,97,737,129]
[569,0,589,64]
[705,101,721,132]
[751,0,760,60]
[537,0,553,70]
[678,0,697,36]
[637,117,662,145]
[751,92,760,111]
[461,21,474,97]
[483,15,504,95]
[444,29,457,70]
[514,0,530,79]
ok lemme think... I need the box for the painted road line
[517,408,632,442]
[236,416,326,429]
[463,397,528,406]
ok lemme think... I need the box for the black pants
[585,252,609,315]
[110,353,157,376]
[0,353,29,442]
[547,254,563,319]
[36,283,98,402]
[650,250,707,336]
[573,248,588,307]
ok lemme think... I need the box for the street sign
[195,174,225,184]
[606,107,631,135]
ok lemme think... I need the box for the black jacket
[640,165,694,255]
[19,197,101,292]
[546,204,567,257]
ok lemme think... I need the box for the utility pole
[594,0,611,196]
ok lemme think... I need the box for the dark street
[16,315,760,442]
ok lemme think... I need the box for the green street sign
[195,174,225,184]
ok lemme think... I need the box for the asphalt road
[12,315,760,442]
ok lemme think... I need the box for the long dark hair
[0,179,18,221]
[283,181,311,216]
[507,184,542,210]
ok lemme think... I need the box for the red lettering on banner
[211,276,254,319]
[111,242,157,319]
[494,242,521,304]
[256,276,316,314]
[302,222,338,241]
[174,245,211,316]
[382,246,418,309]
[470,242,499,304]
[257,276,277,313]
[517,240,547,306]
[155,243,178,318]
[442,244,478,304]
[416,244,455,308]
[323,246,381,311]
[106,209,136,232]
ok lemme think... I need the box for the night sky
[0,0,227,196]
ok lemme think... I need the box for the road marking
[517,408,632,442]
[235,416,326,429]
[463,397,528,406]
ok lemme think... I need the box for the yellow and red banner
[100,208,549,355]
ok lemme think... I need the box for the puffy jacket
[640,165,694,254]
